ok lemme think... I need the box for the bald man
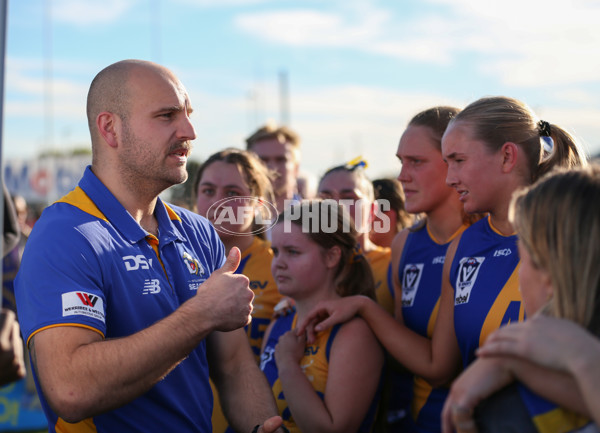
[15,60,285,433]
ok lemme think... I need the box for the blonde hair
[510,165,600,335]
[452,96,588,182]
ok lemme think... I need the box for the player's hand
[255,416,289,432]
[0,309,26,387]
[194,247,254,332]
[296,297,364,343]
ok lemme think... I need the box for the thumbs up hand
[193,247,254,332]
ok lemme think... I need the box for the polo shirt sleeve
[15,204,107,344]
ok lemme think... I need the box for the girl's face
[318,170,372,233]
[270,222,333,300]
[396,125,459,215]
[517,240,553,316]
[195,160,256,235]
[442,122,501,215]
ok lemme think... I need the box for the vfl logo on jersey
[402,263,424,307]
[455,257,485,305]
[62,291,105,323]
[182,252,204,275]
[259,345,275,370]
[143,279,161,294]
[123,255,153,271]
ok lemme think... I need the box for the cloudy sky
[4,0,600,180]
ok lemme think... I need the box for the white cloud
[235,1,600,86]
[51,0,138,26]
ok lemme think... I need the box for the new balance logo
[143,279,161,295]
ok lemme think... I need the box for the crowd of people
[2,59,599,433]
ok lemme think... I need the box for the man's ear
[324,245,342,269]
[96,111,119,148]
[500,141,519,174]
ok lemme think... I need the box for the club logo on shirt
[183,252,204,276]
[143,279,161,295]
[402,263,424,307]
[455,257,485,305]
[62,291,105,322]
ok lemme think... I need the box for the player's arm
[208,328,284,433]
[279,318,384,433]
[30,248,253,423]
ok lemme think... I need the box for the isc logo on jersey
[455,257,485,305]
[402,263,424,307]
[62,291,105,323]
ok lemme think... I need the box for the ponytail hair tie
[538,120,551,137]
[538,120,554,154]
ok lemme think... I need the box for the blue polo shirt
[15,166,226,433]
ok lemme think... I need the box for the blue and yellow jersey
[366,245,394,314]
[450,216,525,368]
[212,236,280,433]
[237,236,281,360]
[399,222,467,432]
[15,166,223,433]
[517,385,596,433]
[259,313,379,433]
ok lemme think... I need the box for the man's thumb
[219,246,241,274]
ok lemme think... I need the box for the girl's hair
[372,178,413,231]
[193,148,275,238]
[451,96,588,182]
[280,199,376,299]
[510,164,600,336]
[408,105,461,151]
[319,158,375,202]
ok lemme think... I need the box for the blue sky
[4,0,600,181]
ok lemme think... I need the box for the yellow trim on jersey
[55,416,98,432]
[56,187,108,222]
[487,215,517,237]
[27,323,105,346]
[532,407,590,433]
[426,222,468,245]
[479,265,525,347]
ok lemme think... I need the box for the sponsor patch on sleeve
[62,291,105,323]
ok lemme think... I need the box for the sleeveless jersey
[212,236,281,433]
[399,223,467,432]
[516,384,598,433]
[237,236,281,360]
[259,313,378,433]
[450,216,525,368]
[366,246,394,314]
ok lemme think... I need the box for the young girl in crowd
[442,165,600,433]
[194,148,283,433]
[369,177,413,249]
[260,199,384,433]
[298,96,587,431]
[317,158,395,314]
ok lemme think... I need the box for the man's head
[87,60,196,193]
[246,123,300,203]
